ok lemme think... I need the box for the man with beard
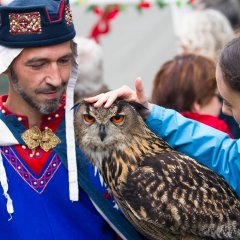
[0,0,142,239]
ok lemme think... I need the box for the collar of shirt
[0,94,65,131]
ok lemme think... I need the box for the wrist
[147,103,153,113]
[141,102,152,119]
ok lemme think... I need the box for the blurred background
[72,1,192,98]
[0,0,192,97]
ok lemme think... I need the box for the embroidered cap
[0,0,76,48]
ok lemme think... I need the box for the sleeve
[145,104,240,197]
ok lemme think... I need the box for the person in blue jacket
[86,37,240,198]
[0,0,143,239]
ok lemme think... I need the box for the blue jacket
[146,104,240,197]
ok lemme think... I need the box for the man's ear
[4,65,13,77]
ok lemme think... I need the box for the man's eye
[59,58,72,65]
[30,63,45,69]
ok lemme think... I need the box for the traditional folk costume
[0,95,117,239]
[0,1,142,239]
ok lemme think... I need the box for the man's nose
[45,63,62,87]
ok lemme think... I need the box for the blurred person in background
[151,54,232,137]
[177,8,240,138]
[177,9,235,62]
[194,0,240,35]
[74,37,109,102]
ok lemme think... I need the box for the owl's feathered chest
[96,134,240,239]
[91,131,174,193]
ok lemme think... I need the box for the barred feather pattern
[74,100,240,240]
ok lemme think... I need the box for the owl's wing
[119,151,240,239]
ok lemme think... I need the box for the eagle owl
[74,100,240,240]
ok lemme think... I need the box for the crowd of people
[151,53,233,137]
[178,7,239,138]
[0,0,240,239]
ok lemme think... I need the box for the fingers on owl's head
[74,100,145,121]
[74,100,146,133]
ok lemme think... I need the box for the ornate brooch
[21,126,61,152]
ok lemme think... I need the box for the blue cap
[0,0,76,48]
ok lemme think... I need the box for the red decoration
[87,0,192,43]
[93,7,103,15]
[188,0,196,4]
[138,1,151,9]
[89,4,120,43]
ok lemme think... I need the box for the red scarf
[181,112,233,138]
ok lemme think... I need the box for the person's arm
[147,104,240,197]
[85,78,240,197]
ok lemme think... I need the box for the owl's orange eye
[83,114,95,123]
[111,115,125,124]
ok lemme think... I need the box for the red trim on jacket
[0,94,65,175]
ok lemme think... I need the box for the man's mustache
[35,84,66,94]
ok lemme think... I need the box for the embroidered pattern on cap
[9,12,42,35]
[65,5,73,26]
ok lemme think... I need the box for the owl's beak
[99,124,106,141]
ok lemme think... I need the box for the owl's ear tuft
[116,100,147,119]
[71,102,81,112]
[116,100,144,112]
[71,100,91,113]
[128,101,148,114]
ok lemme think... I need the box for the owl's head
[74,100,147,154]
